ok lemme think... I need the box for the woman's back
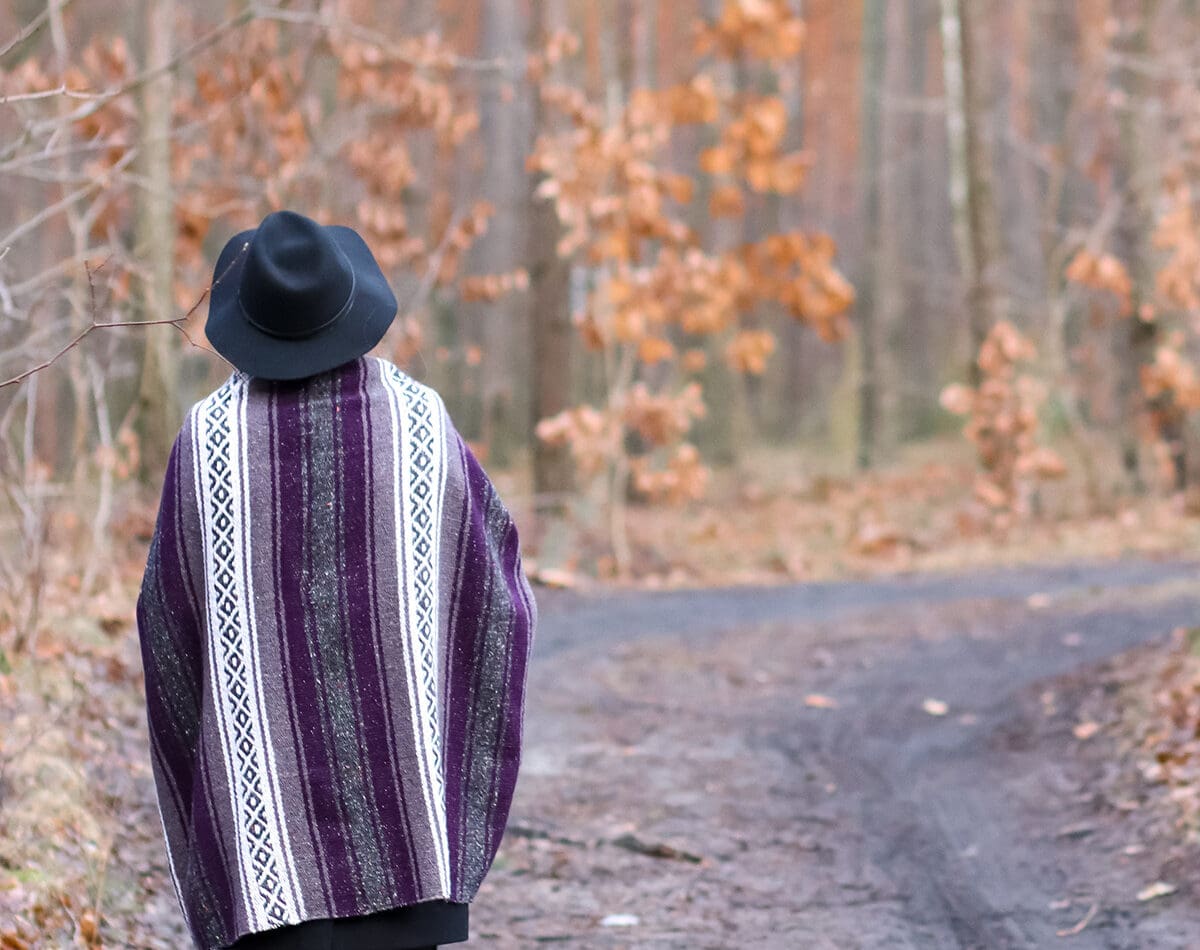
[137,244,536,950]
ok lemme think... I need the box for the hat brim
[204,224,398,381]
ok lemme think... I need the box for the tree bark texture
[134,0,179,483]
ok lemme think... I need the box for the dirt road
[471,560,1200,949]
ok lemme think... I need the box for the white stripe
[381,364,452,894]
[193,388,261,934]
[233,381,307,921]
[423,387,452,888]
[195,374,298,931]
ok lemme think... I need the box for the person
[135,209,537,950]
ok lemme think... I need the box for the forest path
[474,558,1200,948]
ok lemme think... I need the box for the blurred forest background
[9,2,1200,946]
[5,0,1200,619]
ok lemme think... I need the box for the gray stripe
[303,373,389,903]
[460,481,518,893]
[330,369,395,903]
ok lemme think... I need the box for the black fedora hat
[205,209,398,380]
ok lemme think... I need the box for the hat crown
[237,211,355,339]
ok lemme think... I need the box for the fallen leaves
[1131,627,1200,835]
[1136,881,1177,902]
[609,832,704,864]
[527,564,583,590]
[599,913,640,927]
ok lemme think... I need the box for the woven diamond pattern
[202,380,291,927]
[390,368,444,783]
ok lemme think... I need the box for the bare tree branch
[0,255,240,390]
[0,0,74,63]
[246,4,516,75]
[2,6,256,159]
[0,84,110,106]
[0,148,137,251]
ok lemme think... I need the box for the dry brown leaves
[694,0,806,62]
[1135,627,1200,838]
[940,322,1066,526]
[1153,179,1200,314]
[527,4,851,537]
[1065,248,1134,316]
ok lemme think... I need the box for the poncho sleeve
[135,418,206,933]
[437,410,539,901]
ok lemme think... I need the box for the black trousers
[226,900,468,950]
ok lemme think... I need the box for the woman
[135,210,537,950]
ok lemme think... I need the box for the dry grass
[0,492,185,949]
[522,436,1200,589]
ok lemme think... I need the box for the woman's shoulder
[363,355,450,413]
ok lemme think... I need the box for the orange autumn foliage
[528,0,851,534]
[1065,248,1134,316]
[940,322,1066,522]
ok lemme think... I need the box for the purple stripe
[189,740,237,945]
[439,434,470,892]
[444,437,512,896]
[172,415,207,646]
[486,519,532,852]
[137,442,202,821]
[195,689,237,940]
[161,437,205,714]
[441,435,475,894]
[471,485,511,865]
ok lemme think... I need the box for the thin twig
[395,206,469,377]
[0,84,107,106]
[2,245,119,302]
[80,352,113,595]
[0,252,242,389]
[0,0,72,62]
[1056,901,1098,938]
[0,315,185,389]
[247,5,514,75]
[0,147,136,251]
[14,7,255,149]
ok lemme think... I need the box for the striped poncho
[135,354,537,949]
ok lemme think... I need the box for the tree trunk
[134,0,179,481]
[690,0,738,464]
[857,0,886,470]
[527,0,574,512]
[1112,0,1162,489]
[473,0,525,465]
[876,1,906,453]
[941,0,1005,385]
[898,0,937,439]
